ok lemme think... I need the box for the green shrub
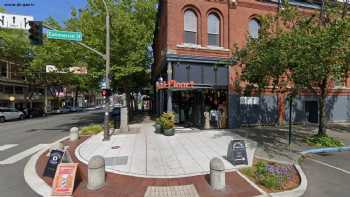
[259,174,280,189]
[159,112,175,129]
[306,134,344,147]
[80,124,103,135]
[255,161,267,176]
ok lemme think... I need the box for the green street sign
[47,30,83,41]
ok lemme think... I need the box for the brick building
[152,0,350,128]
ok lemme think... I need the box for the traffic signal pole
[102,0,111,141]
[42,0,112,141]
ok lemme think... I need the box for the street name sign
[0,12,33,30]
[47,30,83,41]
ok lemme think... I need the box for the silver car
[0,107,25,123]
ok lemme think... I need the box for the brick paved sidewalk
[36,137,261,197]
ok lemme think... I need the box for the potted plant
[160,112,175,136]
[154,118,162,133]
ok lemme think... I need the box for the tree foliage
[234,1,350,135]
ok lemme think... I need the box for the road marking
[0,144,48,165]
[0,144,18,151]
[309,158,350,175]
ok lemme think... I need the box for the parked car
[70,106,83,112]
[55,106,71,114]
[0,107,25,122]
[27,108,47,118]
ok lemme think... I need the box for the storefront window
[0,61,7,78]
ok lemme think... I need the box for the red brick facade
[153,0,350,125]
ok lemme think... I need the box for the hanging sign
[156,80,194,90]
[52,163,78,196]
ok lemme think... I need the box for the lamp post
[102,0,111,141]
[9,96,15,108]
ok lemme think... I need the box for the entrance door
[305,101,318,123]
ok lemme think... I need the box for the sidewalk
[75,122,257,178]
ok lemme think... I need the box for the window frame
[183,9,198,45]
[207,13,221,47]
[248,18,261,39]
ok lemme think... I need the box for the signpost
[47,30,83,41]
[0,12,33,30]
[52,163,78,196]
[43,149,64,178]
[227,140,248,165]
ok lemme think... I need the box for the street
[0,110,103,197]
[302,152,350,197]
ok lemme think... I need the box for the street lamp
[102,0,111,141]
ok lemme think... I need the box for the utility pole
[102,0,111,141]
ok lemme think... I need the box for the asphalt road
[0,110,104,197]
[302,152,350,197]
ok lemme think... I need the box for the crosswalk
[0,144,18,151]
[0,143,48,165]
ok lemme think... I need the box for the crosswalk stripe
[0,144,48,165]
[0,144,18,151]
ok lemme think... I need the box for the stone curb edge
[301,146,350,155]
[24,136,70,197]
[238,162,307,197]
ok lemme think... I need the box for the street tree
[234,2,350,135]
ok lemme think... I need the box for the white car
[0,107,25,123]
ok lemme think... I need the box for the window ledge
[177,44,230,52]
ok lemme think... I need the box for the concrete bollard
[210,157,226,190]
[87,155,105,190]
[69,127,79,141]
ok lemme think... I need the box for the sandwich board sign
[52,163,78,196]
[0,12,33,30]
[227,140,248,165]
[43,149,64,178]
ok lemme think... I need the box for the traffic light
[28,21,43,45]
[101,89,112,97]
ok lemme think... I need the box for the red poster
[52,163,78,196]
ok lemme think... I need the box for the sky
[1,0,87,23]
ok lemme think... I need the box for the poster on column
[52,163,78,196]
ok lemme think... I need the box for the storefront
[155,56,230,129]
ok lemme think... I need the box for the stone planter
[163,128,175,136]
[155,123,162,133]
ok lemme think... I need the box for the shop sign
[156,80,194,90]
[52,163,78,196]
[240,97,259,105]
[227,140,248,165]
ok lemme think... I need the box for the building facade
[152,0,350,128]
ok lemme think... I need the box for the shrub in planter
[306,134,344,147]
[160,112,175,136]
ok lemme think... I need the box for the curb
[24,136,69,197]
[247,163,307,197]
[301,146,350,155]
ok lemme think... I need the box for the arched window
[208,13,220,46]
[184,10,197,44]
[248,18,261,39]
